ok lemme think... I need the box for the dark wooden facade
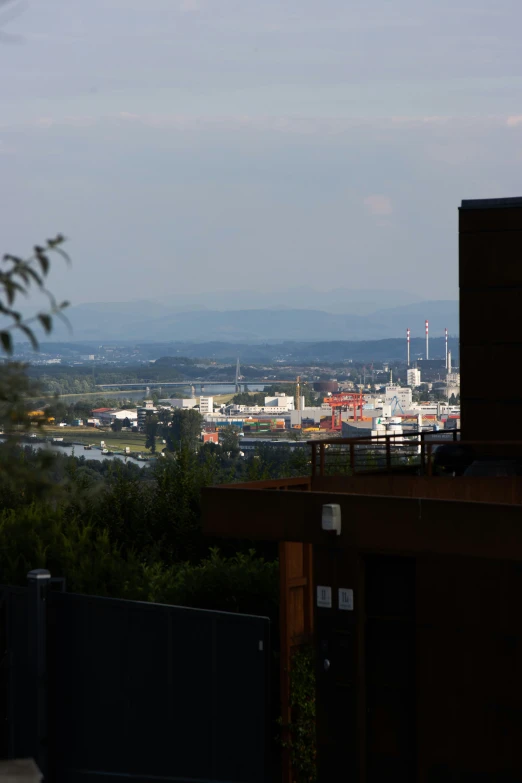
[203,197,522,780]
[460,197,522,442]
[203,483,522,782]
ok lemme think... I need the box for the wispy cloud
[363,195,393,216]
[17,112,513,135]
[17,112,497,137]
[179,0,199,12]
[390,116,450,127]
[0,138,15,155]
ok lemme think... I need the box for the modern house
[203,198,522,782]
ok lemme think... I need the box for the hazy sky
[2,0,522,306]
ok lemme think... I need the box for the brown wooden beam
[202,486,522,560]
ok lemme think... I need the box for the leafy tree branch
[0,234,70,354]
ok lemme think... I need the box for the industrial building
[137,400,157,429]
[158,398,198,409]
[90,407,138,426]
[384,384,413,413]
[199,396,214,415]
[203,196,522,783]
[264,394,302,410]
[406,367,421,387]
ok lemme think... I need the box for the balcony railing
[310,429,461,477]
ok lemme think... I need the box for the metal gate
[0,571,270,783]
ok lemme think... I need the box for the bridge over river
[96,380,299,392]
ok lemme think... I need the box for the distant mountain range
[155,287,427,315]
[45,298,458,343]
[33,337,459,364]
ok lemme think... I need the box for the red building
[201,431,219,444]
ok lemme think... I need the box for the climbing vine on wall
[280,645,317,783]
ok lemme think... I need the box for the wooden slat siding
[312,475,522,504]
[279,541,314,783]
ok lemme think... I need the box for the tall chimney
[407,328,410,367]
[445,328,448,369]
[425,320,429,360]
[447,350,452,374]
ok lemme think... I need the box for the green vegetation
[1,236,70,495]
[0,239,316,778]
[279,646,317,783]
[0,235,70,355]
[27,364,186,395]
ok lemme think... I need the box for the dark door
[314,546,359,782]
[365,555,416,782]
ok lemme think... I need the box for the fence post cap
[0,758,42,782]
[26,569,51,581]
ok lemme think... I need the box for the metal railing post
[385,436,391,473]
[420,433,426,475]
[27,569,51,779]
[427,443,433,477]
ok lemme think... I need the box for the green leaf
[24,266,43,287]
[38,313,52,333]
[0,331,12,354]
[35,250,50,275]
[46,234,65,247]
[5,279,22,306]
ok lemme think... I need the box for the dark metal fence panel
[0,587,30,761]
[46,592,270,783]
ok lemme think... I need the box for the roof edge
[461,197,522,210]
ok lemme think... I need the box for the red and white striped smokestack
[425,320,429,360]
[407,328,410,366]
[445,327,448,369]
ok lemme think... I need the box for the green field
[41,389,148,403]
[43,425,148,453]
[212,393,235,405]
